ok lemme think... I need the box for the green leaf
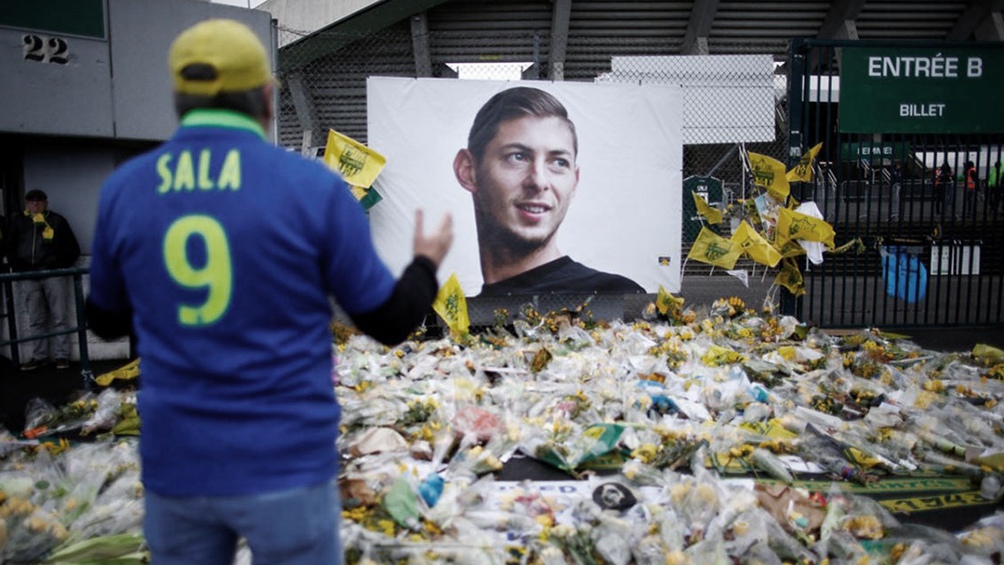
[43,533,146,564]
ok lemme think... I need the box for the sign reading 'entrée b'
[839,46,1004,134]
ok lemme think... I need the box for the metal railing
[0,267,93,389]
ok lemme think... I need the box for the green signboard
[839,142,911,163]
[839,46,1004,134]
[0,0,106,39]
[682,175,723,243]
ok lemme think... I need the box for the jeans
[145,480,343,565]
[18,276,73,362]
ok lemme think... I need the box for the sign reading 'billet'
[839,47,1004,134]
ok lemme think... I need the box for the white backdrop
[367,76,683,295]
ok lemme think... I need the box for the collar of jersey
[180,109,266,139]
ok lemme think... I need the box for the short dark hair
[25,189,47,201]
[466,87,577,164]
[174,87,269,119]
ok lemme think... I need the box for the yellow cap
[169,19,271,96]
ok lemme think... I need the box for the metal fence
[1,268,95,387]
[787,39,1004,328]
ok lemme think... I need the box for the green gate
[786,39,1004,328]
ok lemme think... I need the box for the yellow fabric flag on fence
[433,273,470,337]
[687,227,742,270]
[777,238,808,259]
[774,258,806,297]
[748,151,790,199]
[730,221,782,267]
[786,142,823,183]
[656,285,684,315]
[776,207,836,248]
[692,191,723,225]
[322,129,387,188]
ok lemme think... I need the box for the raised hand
[413,209,453,268]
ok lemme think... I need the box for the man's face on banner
[471,115,579,252]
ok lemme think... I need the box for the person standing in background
[86,18,452,565]
[6,189,80,370]
[934,162,952,217]
[988,160,1001,215]
[889,161,903,221]
[963,160,978,217]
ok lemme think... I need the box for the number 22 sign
[23,34,69,65]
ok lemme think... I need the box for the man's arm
[349,210,453,346]
[349,256,437,344]
[56,214,81,268]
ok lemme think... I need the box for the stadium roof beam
[949,0,1004,40]
[681,0,720,55]
[548,0,572,80]
[817,0,866,40]
[285,72,320,150]
[276,0,450,72]
[411,12,433,77]
[976,11,1004,40]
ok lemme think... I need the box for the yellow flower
[378,519,396,536]
[41,438,70,455]
[341,507,369,522]
[423,520,443,537]
[843,515,883,539]
[631,443,659,464]
[535,514,554,528]
[665,550,691,565]
[923,379,945,393]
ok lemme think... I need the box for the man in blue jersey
[452,87,643,296]
[85,19,452,565]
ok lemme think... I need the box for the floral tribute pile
[4,298,1004,564]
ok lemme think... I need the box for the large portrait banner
[367,77,683,297]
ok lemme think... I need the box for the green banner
[0,0,105,39]
[839,142,911,163]
[839,46,1004,134]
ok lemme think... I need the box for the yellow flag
[748,151,790,199]
[656,285,684,315]
[349,185,368,200]
[774,259,806,297]
[777,208,835,248]
[687,227,742,269]
[730,221,781,267]
[433,273,470,337]
[692,191,722,225]
[777,238,807,258]
[94,358,141,387]
[322,129,387,188]
[831,237,866,255]
[786,142,823,183]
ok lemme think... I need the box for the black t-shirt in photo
[479,256,645,296]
